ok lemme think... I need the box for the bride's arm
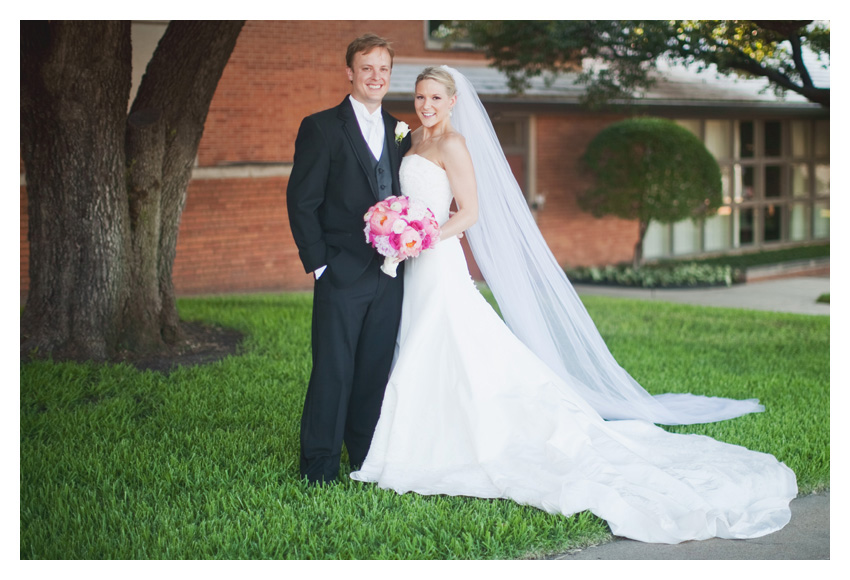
[438,134,478,241]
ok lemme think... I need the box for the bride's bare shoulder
[438,131,468,154]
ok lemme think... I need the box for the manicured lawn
[20,292,829,559]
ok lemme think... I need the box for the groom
[286,34,410,484]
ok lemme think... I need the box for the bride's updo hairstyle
[415,66,457,98]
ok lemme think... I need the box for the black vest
[370,144,393,200]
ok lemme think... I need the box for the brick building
[19,21,830,296]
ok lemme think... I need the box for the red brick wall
[173,177,311,294]
[535,114,638,267]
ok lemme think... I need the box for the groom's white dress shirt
[349,95,385,161]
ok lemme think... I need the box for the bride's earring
[450,108,454,118]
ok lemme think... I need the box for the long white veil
[443,65,764,425]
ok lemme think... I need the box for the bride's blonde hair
[415,66,457,97]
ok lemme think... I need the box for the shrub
[566,262,739,288]
[581,118,723,268]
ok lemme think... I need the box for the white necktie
[363,115,383,160]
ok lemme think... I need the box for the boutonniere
[394,121,410,146]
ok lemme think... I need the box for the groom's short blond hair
[346,34,395,69]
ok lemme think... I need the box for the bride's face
[414,79,456,128]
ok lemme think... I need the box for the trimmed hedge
[662,243,830,270]
[566,262,737,288]
[566,243,829,289]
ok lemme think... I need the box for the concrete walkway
[551,492,829,560]
[574,276,830,316]
[553,275,831,560]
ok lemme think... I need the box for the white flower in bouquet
[405,198,428,221]
[391,219,408,235]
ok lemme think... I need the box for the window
[738,207,755,246]
[705,120,732,159]
[790,204,810,241]
[765,165,782,198]
[704,210,733,251]
[814,202,830,238]
[643,118,829,260]
[763,205,783,242]
[764,121,782,157]
[739,121,755,158]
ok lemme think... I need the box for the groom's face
[346,48,392,111]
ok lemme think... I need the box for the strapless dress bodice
[399,155,453,225]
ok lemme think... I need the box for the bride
[350,66,796,544]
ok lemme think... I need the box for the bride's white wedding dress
[351,154,796,544]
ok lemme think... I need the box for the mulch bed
[115,321,244,374]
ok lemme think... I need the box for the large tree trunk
[21,20,244,362]
[123,21,244,351]
[21,21,133,361]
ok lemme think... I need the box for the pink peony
[397,227,422,258]
[368,207,399,236]
[373,235,396,257]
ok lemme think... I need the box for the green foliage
[581,117,722,226]
[661,242,829,269]
[457,20,829,108]
[671,21,829,106]
[20,293,829,558]
[567,262,737,288]
[459,20,671,106]
[581,116,722,269]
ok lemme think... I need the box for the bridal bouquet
[364,196,441,277]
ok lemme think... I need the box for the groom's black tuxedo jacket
[287,96,410,286]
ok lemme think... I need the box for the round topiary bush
[581,117,722,267]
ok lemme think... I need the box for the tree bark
[21,21,132,361]
[21,20,244,362]
[633,220,648,270]
[123,21,244,350]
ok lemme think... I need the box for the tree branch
[788,33,815,89]
[718,46,828,107]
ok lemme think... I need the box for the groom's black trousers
[300,259,404,484]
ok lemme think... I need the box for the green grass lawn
[20,292,829,559]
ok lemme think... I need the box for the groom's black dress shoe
[300,453,340,486]
[303,473,337,487]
